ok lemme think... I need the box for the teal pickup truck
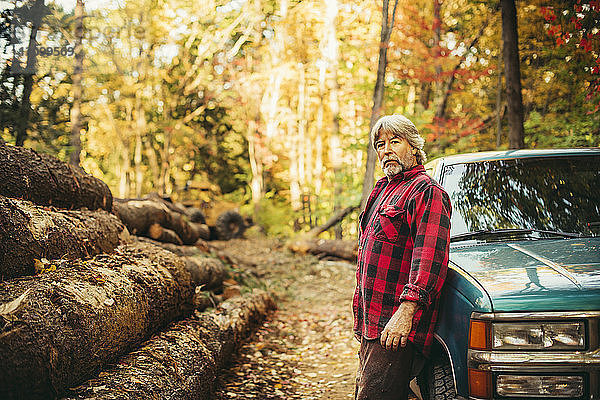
[417,149,600,400]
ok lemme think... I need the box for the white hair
[370,115,427,164]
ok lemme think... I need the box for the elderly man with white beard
[353,115,452,400]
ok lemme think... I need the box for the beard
[379,152,415,178]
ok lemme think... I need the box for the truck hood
[449,237,600,312]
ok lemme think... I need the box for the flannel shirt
[353,164,451,356]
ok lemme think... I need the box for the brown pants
[355,337,416,400]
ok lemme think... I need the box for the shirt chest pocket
[373,205,408,243]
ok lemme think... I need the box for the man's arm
[380,301,418,350]
[381,185,452,351]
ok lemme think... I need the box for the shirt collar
[382,164,425,184]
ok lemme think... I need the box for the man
[353,115,452,400]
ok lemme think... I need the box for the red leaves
[570,16,583,30]
[541,7,556,22]
[547,24,562,39]
[579,38,593,52]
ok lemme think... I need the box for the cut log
[134,237,227,290]
[0,195,126,280]
[64,291,275,400]
[214,210,247,240]
[113,198,210,244]
[0,242,194,400]
[0,144,113,211]
[143,192,190,215]
[289,238,357,261]
[148,223,183,245]
[185,255,228,290]
[136,236,209,257]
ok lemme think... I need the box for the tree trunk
[0,196,125,280]
[63,292,274,400]
[325,0,343,239]
[184,255,228,290]
[0,144,113,211]
[501,0,525,149]
[496,38,504,148]
[315,56,325,197]
[134,92,145,197]
[136,236,209,257]
[419,82,431,110]
[247,117,264,217]
[133,238,225,290]
[0,242,194,400]
[112,198,210,244]
[69,0,84,166]
[360,0,399,212]
[289,238,357,261]
[148,223,183,245]
[291,65,305,216]
[14,11,40,147]
[433,0,443,132]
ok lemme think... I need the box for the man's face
[374,130,417,178]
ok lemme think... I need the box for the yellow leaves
[34,258,56,274]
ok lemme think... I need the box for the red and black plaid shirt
[353,165,451,356]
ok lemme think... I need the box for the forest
[1,0,599,238]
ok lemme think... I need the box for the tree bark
[62,292,274,400]
[0,196,125,280]
[501,0,525,149]
[0,242,194,400]
[136,236,209,257]
[360,0,399,212]
[184,255,228,290]
[69,0,84,166]
[0,144,113,211]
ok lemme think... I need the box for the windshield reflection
[443,155,600,237]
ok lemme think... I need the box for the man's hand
[380,301,419,351]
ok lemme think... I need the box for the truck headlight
[497,374,584,397]
[492,321,585,350]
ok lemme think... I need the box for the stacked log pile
[0,144,273,399]
[64,292,275,400]
[0,242,195,399]
[113,198,210,245]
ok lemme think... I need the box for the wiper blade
[451,228,582,243]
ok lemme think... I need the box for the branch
[435,22,488,120]
[305,205,359,238]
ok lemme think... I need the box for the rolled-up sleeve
[399,185,452,308]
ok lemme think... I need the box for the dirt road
[211,238,359,399]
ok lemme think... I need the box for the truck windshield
[442,154,600,238]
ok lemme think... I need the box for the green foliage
[246,196,298,239]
